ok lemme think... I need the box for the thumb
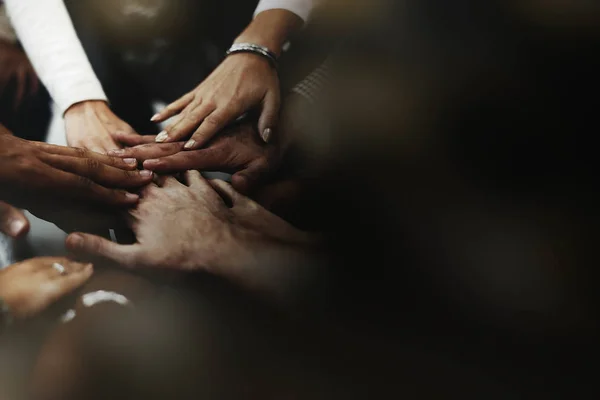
[66,233,139,268]
[231,159,272,194]
[257,90,281,144]
[0,201,30,238]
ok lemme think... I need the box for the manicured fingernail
[125,192,139,201]
[9,219,26,236]
[68,234,84,247]
[85,263,93,270]
[139,170,153,178]
[261,128,272,143]
[155,131,169,143]
[123,158,137,165]
[150,113,161,122]
[108,149,125,156]
[184,140,196,150]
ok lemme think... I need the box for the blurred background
[1,0,599,398]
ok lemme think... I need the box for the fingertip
[143,159,161,170]
[231,174,251,194]
[8,218,30,238]
[261,128,273,143]
[150,113,162,122]
[65,233,85,251]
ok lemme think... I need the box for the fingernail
[155,131,169,143]
[184,140,196,150]
[150,113,161,122]
[124,158,137,165]
[125,192,139,201]
[139,170,153,178]
[108,149,125,156]
[262,128,272,143]
[85,263,93,270]
[9,219,26,236]
[68,234,84,248]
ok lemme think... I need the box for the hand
[151,53,280,149]
[0,201,29,238]
[0,40,39,110]
[64,101,144,154]
[111,123,280,193]
[66,172,317,295]
[0,125,153,209]
[0,257,93,320]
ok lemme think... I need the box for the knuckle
[74,147,87,158]
[76,175,94,188]
[85,157,101,171]
[204,115,221,127]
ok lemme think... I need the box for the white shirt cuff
[254,0,314,22]
[54,80,108,116]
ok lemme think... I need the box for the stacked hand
[64,100,146,155]
[150,53,280,149]
[112,122,280,193]
[66,172,317,295]
[0,124,153,235]
[0,257,93,320]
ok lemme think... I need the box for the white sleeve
[254,0,316,22]
[5,0,107,115]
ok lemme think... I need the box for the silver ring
[52,263,67,276]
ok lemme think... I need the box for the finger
[45,168,140,207]
[55,263,93,294]
[160,100,216,143]
[40,154,153,189]
[209,179,243,207]
[14,68,26,110]
[45,260,88,279]
[142,147,225,173]
[162,175,184,190]
[113,132,158,147]
[66,233,140,268]
[109,142,184,162]
[30,142,138,170]
[184,170,206,188]
[151,92,195,123]
[185,171,224,205]
[257,90,281,143]
[0,201,30,238]
[185,108,240,150]
[231,159,273,194]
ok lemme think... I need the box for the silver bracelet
[226,43,278,68]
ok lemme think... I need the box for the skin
[65,171,319,301]
[0,40,38,110]
[0,257,93,320]
[151,10,303,149]
[64,100,145,155]
[111,122,281,194]
[0,123,153,211]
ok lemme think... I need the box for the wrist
[64,100,109,119]
[235,9,303,56]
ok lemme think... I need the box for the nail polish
[150,113,161,122]
[124,158,137,165]
[262,128,272,143]
[184,140,196,150]
[139,170,153,178]
[155,131,169,142]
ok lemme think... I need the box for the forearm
[216,229,324,306]
[235,9,304,56]
[5,0,107,115]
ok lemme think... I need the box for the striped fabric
[291,57,332,104]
